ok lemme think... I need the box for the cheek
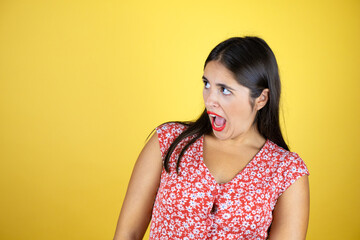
[203,90,208,102]
[226,101,253,121]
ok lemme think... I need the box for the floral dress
[149,122,310,240]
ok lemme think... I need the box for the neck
[209,124,266,149]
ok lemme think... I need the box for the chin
[212,131,229,140]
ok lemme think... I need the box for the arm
[113,131,163,240]
[267,175,310,240]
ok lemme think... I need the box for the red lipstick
[207,111,226,131]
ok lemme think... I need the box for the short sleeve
[278,152,310,196]
[155,122,187,160]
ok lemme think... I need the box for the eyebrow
[202,76,236,91]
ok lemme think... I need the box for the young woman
[114,37,310,240]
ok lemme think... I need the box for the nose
[204,89,219,109]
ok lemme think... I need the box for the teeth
[209,114,216,117]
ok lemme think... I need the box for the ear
[255,88,269,110]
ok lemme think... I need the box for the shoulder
[156,122,187,133]
[155,122,189,157]
[266,140,310,196]
[267,140,308,169]
[156,122,188,139]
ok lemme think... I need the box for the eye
[203,81,210,89]
[222,87,231,95]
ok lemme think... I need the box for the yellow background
[1,0,359,239]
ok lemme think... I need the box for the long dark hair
[162,36,289,173]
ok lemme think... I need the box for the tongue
[214,116,226,126]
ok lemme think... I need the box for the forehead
[203,61,235,82]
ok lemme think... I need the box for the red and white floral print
[149,123,310,240]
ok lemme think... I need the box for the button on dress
[149,122,310,240]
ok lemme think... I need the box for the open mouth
[207,111,226,131]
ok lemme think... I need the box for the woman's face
[202,61,262,141]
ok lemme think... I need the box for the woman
[114,37,310,240]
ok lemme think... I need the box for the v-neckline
[199,135,269,186]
